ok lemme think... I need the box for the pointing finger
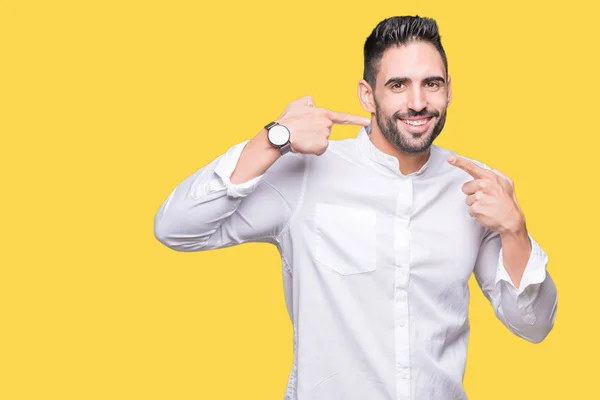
[492,168,513,185]
[448,156,491,179]
[326,110,371,126]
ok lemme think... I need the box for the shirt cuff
[213,140,265,198]
[494,233,549,302]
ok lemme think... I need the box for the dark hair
[363,16,448,87]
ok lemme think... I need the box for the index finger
[448,156,491,179]
[326,109,371,126]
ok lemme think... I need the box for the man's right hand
[276,96,371,156]
[231,96,370,184]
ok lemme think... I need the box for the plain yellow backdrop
[1,0,598,399]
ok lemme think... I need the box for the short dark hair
[363,16,448,87]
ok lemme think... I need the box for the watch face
[268,125,290,146]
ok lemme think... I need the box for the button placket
[394,178,413,399]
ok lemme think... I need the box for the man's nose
[407,87,427,113]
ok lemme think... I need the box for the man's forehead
[378,42,445,81]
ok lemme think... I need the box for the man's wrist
[259,128,284,159]
[498,209,526,236]
[499,217,528,242]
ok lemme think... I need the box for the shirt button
[399,319,406,327]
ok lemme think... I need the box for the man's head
[358,16,452,154]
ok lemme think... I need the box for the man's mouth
[399,117,434,132]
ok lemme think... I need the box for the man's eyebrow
[423,76,446,84]
[384,76,446,86]
[384,77,410,86]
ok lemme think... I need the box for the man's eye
[392,83,405,89]
[425,81,441,89]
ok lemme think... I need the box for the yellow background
[1,0,597,398]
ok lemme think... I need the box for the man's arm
[153,96,371,252]
[153,133,293,252]
[497,224,532,289]
[448,155,558,342]
[473,227,557,343]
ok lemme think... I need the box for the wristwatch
[265,121,292,155]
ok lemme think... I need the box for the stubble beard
[375,100,447,154]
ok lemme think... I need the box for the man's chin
[399,143,431,154]
[396,132,436,153]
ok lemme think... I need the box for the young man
[154,15,557,400]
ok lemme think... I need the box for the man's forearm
[230,128,282,184]
[499,222,532,289]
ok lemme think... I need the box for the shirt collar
[356,125,434,178]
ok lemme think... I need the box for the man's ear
[447,75,452,106]
[358,79,376,113]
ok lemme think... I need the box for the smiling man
[154,15,558,400]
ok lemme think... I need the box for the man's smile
[399,116,433,132]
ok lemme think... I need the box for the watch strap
[264,121,279,130]
[279,141,292,155]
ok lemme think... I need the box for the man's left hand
[448,155,525,235]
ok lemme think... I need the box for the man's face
[372,41,451,154]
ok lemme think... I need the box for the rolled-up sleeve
[213,140,264,198]
[154,140,305,252]
[474,229,558,343]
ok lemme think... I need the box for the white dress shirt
[154,127,558,400]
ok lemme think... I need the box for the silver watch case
[265,121,291,155]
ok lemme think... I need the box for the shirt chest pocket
[314,202,377,275]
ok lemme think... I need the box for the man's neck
[369,127,431,175]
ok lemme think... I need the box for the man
[154,15,557,400]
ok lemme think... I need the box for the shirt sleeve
[473,228,558,343]
[213,140,264,198]
[154,139,307,252]
[494,233,548,309]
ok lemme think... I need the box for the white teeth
[403,119,428,126]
